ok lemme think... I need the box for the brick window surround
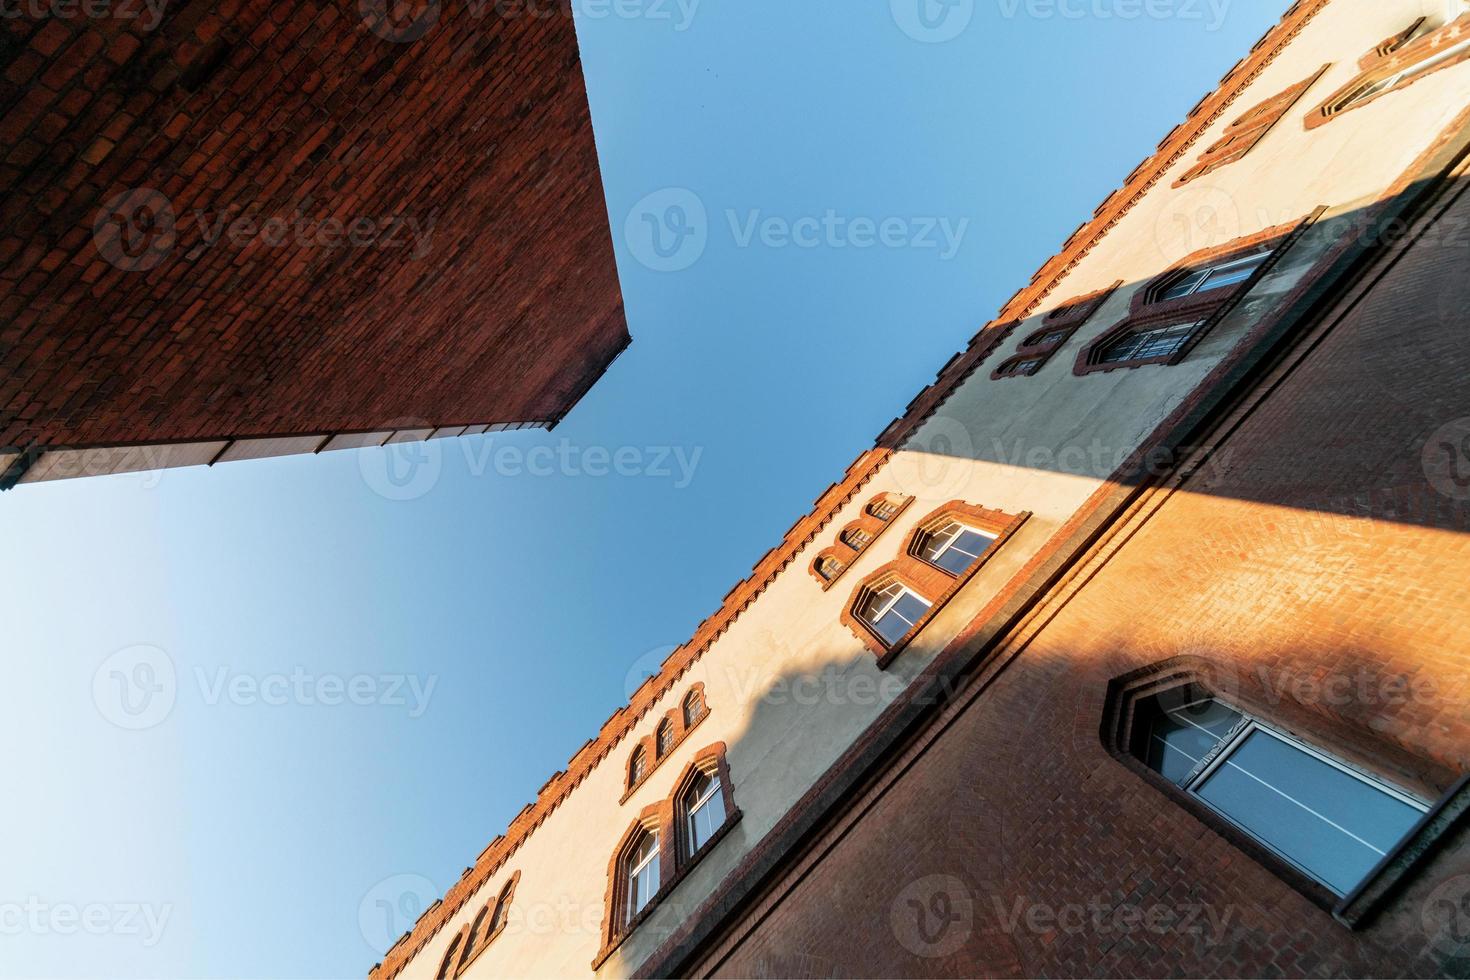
[436,870,520,978]
[808,493,914,590]
[596,743,740,969]
[1101,657,1470,929]
[1173,64,1331,186]
[621,683,709,802]
[842,501,1029,669]
[992,282,1123,380]
[1074,222,1303,376]
[1305,15,1470,130]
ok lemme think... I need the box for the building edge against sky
[0,2,629,490]
[377,0,1470,975]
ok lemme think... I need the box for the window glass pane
[1160,270,1209,300]
[873,609,912,645]
[1194,729,1424,895]
[891,590,930,625]
[1142,698,1243,784]
[1198,257,1264,292]
[688,779,725,853]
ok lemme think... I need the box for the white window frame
[1158,251,1268,301]
[919,520,996,572]
[1158,698,1429,896]
[684,771,725,855]
[625,831,660,923]
[860,581,931,644]
[1339,34,1470,109]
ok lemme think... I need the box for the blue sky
[0,2,1283,975]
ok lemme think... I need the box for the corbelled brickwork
[0,0,627,452]
[678,166,1470,980]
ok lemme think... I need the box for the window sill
[590,809,743,971]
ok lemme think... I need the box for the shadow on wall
[878,177,1470,534]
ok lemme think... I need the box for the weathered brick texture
[696,183,1470,979]
[0,0,627,450]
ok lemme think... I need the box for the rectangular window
[861,583,932,646]
[1141,698,1428,896]
[1100,321,1203,364]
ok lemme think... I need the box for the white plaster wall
[399,3,1470,976]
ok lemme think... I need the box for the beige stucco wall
[398,3,1470,976]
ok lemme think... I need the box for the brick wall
[0,0,627,451]
[690,178,1470,979]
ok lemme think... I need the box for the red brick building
[0,0,627,487]
[373,1,1470,977]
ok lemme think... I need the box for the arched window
[682,689,705,728]
[487,878,513,935]
[435,930,464,979]
[1129,691,1428,897]
[841,526,873,551]
[624,828,660,925]
[681,768,727,856]
[856,581,931,646]
[1097,320,1205,365]
[866,494,902,521]
[816,555,845,581]
[656,719,673,758]
[460,906,490,971]
[915,520,997,576]
[1155,251,1269,302]
[628,746,647,789]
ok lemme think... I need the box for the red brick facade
[644,141,1470,980]
[0,1,627,456]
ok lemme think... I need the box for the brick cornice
[876,0,1333,451]
[371,4,1334,975]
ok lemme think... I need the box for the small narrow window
[628,746,647,788]
[436,933,464,979]
[1338,34,1470,110]
[683,689,706,727]
[917,520,996,575]
[1098,320,1204,364]
[1030,327,1072,348]
[656,720,674,758]
[625,829,660,924]
[1158,252,1267,301]
[1135,695,1428,896]
[461,906,490,970]
[817,555,845,581]
[487,879,513,934]
[867,495,901,521]
[857,581,931,646]
[842,527,874,551]
[683,769,727,855]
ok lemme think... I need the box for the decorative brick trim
[809,493,914,590]
[841,504,1030,668]
[594,743,740,970]
[875,0,1333,450]
[992,283,1122,379]
[620,683,709,804]
[1100,657,1459,921]
[1074,221,1305,375]
[1174,64,1331,186]
[1360,16,1428,70]
[1306,15,1470,130]
[373,5,1338,973]
[451,870,519,976]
